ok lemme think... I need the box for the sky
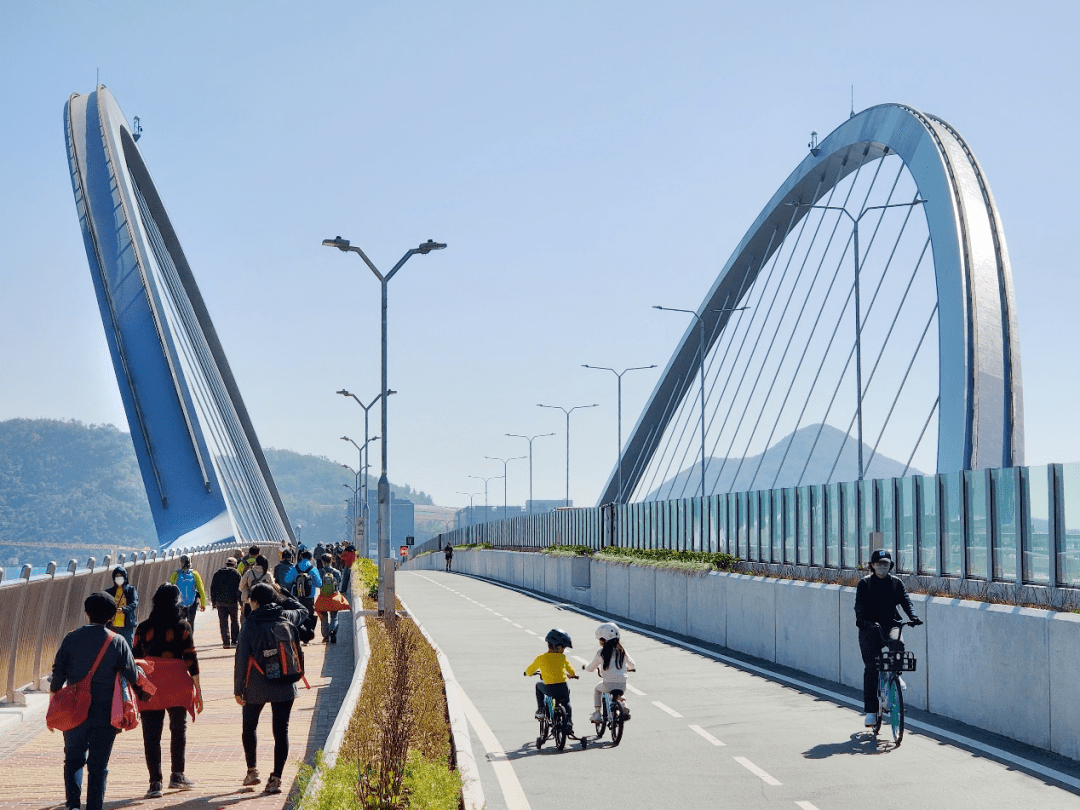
[1,1,1078,512]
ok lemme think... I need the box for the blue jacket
[282,559,323,592]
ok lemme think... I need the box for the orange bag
[46,635,113,732]
[314,592,350,613]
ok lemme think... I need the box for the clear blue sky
[1,1,1077,510]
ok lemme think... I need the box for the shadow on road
[802,731,895,758]
[501,738,591,760]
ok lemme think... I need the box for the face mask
[114,576,125,586]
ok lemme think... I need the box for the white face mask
[114,576,125,586]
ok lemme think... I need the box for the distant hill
[646,423,922,500]
[0,418,432,571]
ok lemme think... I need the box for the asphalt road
[398,570,1080,810]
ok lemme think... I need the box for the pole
[853,223,864,481]
[699,317,707,497]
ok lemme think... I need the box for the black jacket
[106,566,139,631]
[51,624,138,725]
[210,565,242,606]
[233,596,310,703]
[854,573,918,627]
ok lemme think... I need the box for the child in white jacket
[584,622,636,723]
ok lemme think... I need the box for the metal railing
[0,543,280,705]
[419,461,1080,590]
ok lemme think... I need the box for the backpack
[175,569,196,605]
[319,569,338,597]
[292,568,313,599]
[249,618,305,685]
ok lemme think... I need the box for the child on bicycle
[584,622,636,723]
[854,549,922,727]
[524,628,578,733]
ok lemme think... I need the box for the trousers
[63,721,118,810]
[242,699,294,778]
[535,681,572,724]
[141,706,188,782]
[216,604,240,645]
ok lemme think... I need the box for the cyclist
[854,549,922,727]
[524,628,578,734]
[584,622,636,723]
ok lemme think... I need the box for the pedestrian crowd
[48,540,356,810]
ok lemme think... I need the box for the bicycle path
[399,570,1080,810]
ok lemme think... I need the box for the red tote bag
[46,635,113,733]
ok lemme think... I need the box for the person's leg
[230,604,240,645]
[217,606,230,645]
[319,611,329,640]
[594,681,609,711]
[534,680,547,713]
[550,682,572,725]
[858,628,881,715]
[168,705,187,776]
[242,702,265,769]
[329,610,339,636]
[84,724,119,810]
[63,724,90,809]
[140,709,165,782]
[269,699,295,777]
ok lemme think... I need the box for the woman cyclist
[584,622,636,723]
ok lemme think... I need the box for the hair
[320,553,332,566]
[281,549,293,561]
[248,545,260,557]
[149,582,185,629]
[85,592,117,624]
[600,637,626,671]
[226,557,237,567]
[299,549,313,561]
[179,554,191,568]
[254,554,269,570]
[248,582,277,609]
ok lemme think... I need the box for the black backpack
[249,618,305,685]
[292,568,313,599]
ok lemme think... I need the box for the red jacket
[137,657,197,720]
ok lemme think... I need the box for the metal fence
[419,462,1080,589]
[0,543,281,705]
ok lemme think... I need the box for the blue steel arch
[65,86,293,549]
[601,103,1024,506]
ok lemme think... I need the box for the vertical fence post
[5,564,33,704]
[1049,464,1063,588]
[36,560,80,690]
[28,561,59,691]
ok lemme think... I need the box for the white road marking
[524,629,537,635]
[572,655,590,666]
[458,667,532,808]
[794,802,821,810]
[512,622,523,628]
[503,617,514,623]
[688,724,725,746]
[652,701,682,718]
[626,684,645,696]
[493,612,503,617]
[733,756,781,786]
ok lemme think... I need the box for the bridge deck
[0,607,355,810]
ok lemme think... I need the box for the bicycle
[591,687,627,746]
[871,620,918,746]
[533,674,584,750]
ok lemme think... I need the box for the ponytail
[600,638,626,671]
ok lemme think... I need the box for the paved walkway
[0,607,356,810]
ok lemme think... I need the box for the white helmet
[595,622,621,642]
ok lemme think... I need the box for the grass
[542,544,740,572]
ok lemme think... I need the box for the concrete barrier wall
[402,550,1080,761]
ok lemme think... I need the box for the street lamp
[338,389,395,536]
[505,432,554,513]
[654,305,748,497]
[456,491,481,527]
[343,436,380,557]
[485,455,525,521]
[537,403,598,507]
[786,198,926,480]
[582,364,657,504]
[324,235,446,616]
[467,475,504,520]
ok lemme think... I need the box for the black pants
[445,556,452,571]
[859,627,905,713]
[242,699,294,778]
[182,603,199,636]
[216,604,240,644]
[63,721,118,810]
[535,681,572,725]
[141,706,187,782]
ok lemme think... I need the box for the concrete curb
[398,593,485,810]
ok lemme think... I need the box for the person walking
[444,542,454,572]
[338,543,357,594]
[239,554,274,623]
[106,566,139,646]
[167,555,207,635]
[237,545,261,576]
[233,582,310,795]
[282,549,322,638]
[133,583,204,797]
[272,549,294,587]
[210,557,242,648]
[313,553,345,644]
[50,592,139,810]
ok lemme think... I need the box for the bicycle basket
[874,650,917,672]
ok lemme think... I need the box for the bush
[356,557,379,599]
[401,751,459,810]
[594,547,739,571]
[543,544,593,556]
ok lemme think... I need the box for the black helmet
[870,549,894,570]
[545,628,573,649]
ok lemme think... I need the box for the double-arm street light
[485,455,525,521]
[467,474,503,521]
[505,433,554,513]
[537,403,598,507]
[342,435,380,557]
[338,389,394,532]
[582,364,657,504]
[654,304,749,497]
[324,236,446,617]
[456,491,481,527]
[785,199,926,481]
[341,464,361,538]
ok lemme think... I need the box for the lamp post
[467,475,504,520]
[785,199,926,480]
[485,455,525,521]
[505,433,554,513]
[537,403,598,507]
[338,389,394,537]
[654,305,748,497]
[344,436,380,557]
[324,236,446,616]
[582,364,656,504]
[456,491,481,527]
[341,464,361,539]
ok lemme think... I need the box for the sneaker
[242,768,261,786]
[864,712,876,726]
[621,709,631,721]
[534,710,545,720]
[222,643,231,649]
[168,773,195,790]
[330,629,337,644]
[145,781,163,798]
[263,774,282,795]
[589,711,602,723]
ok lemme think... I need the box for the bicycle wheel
[888,676,905,746]
[610,703,624,746]
[594,704,606,739]
[872,673,886,735]
[553,706,567,750]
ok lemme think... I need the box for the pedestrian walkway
[0,606,357,810]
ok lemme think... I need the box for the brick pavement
[0,607,357,810]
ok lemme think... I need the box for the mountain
[0,418,432,570]
[646,423,923,500]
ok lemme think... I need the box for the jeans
[63,721,118,810]
[535,681,572,725]
[242,700,294,778]
[182,604,199,636]
[216,604,240,645]
[318,611,339,640]
[141,706,187,782]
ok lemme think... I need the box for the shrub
[543,544,593,556]
[401,751,459,810]
[593,547,739,571]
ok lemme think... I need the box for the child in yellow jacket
[524,628,578,732]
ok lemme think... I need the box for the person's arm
[895,579,921,623]
[194,572,207,609]
[282,566,296,586]
[123,585,138,624]
[583,652,602,673]
[625,652,637,672]
[524,655,542,677]
[115,635,139,687]
[168,570,178,585]
[564,658,577,678]
[854,578,870,627]
[233,624,249,704]
[50,636,71,691]
[309,567,323,588]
